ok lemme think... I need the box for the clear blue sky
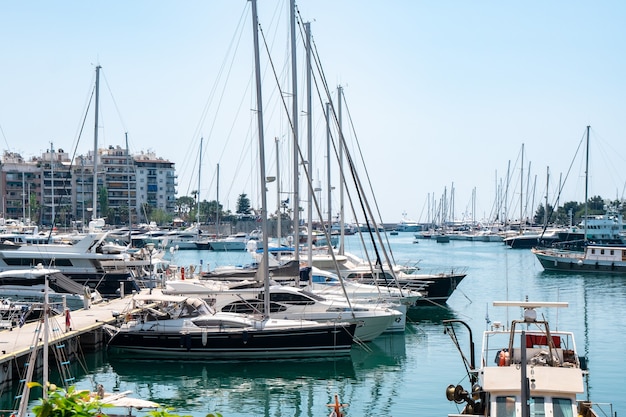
[1,1,625,224]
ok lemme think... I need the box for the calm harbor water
[3,234,624,416]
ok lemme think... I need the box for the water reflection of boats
[106,356,356,410]
[107,356,356,382]
[407,305,457,324]
[351,333,407,371]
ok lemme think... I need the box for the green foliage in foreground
[27,383,220,417]
[29,383,104,417]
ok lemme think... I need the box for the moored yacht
[163,279,402,341]
[0,232,142,297]
[288,249,465,305]
[207,232,250,251]
[396,214,420,232]
[105,292,357,359]
[0,265,102,310]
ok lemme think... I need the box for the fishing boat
[531,244,626,273]
[105,292,357,359]
[531,126,626,274]
[443,301,610,417]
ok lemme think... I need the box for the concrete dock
[0,294,139,391]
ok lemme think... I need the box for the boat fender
[181,267,185,280]
[242,330,249,344]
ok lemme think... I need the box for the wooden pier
[0,293,140,391]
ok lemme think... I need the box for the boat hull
[534,254,626,273]
[350,272,466,305]
[533,246,626,274]
[208,241,247,251]
[107,323,356,360]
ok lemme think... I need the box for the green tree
[236,194,251,215]
[29,192,44,225]
[117,205,130,225]
[150,208,173,226]
[554,201,581,226]
[176,196,196,221]
[202,200,223,223]
[98,187,109,219]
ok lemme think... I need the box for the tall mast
[519,143,524,228]
[276,137,281,243]
[216,163,220,235]
[326,102,332,232]
[92,65,101,220]
[305,21,313,267]
[42,274,50,399]
[50,142,55,226]
[584,125,590,242]
[543,167,544,232]
[290,0,300,261]
[197,137,202,227]
[250,0,270,317]
[22,172,25,221]
[126,132,132,243]
[338,86,345,255]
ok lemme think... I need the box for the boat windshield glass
[530,397,545,417]
[552,398,574,417]
[495,396,517,417]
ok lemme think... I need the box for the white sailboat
[106,0,358,361]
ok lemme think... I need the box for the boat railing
[578,401,615,417]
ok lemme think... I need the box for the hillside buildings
[0,145,176,227]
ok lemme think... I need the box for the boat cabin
[445,302,599,417]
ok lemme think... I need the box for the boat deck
[0,293,144,389]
